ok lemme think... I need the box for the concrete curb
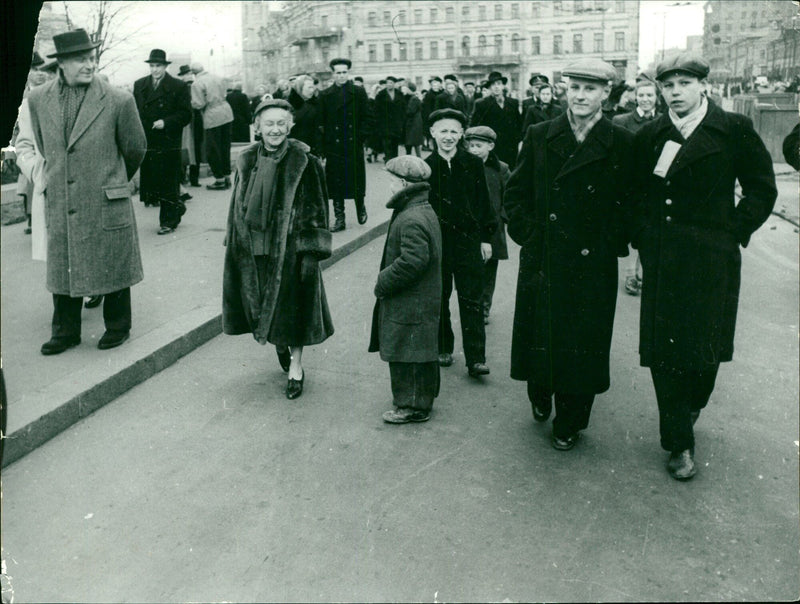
[2,218,389,468]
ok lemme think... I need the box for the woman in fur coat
[222,99,334,400]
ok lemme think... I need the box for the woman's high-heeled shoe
[286,371,304,400]
[276,346,291,372]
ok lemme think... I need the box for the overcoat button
[587,185,595,193]
[665,199,673,205]
[581,248,589,256]
[67,179,75,184]
[665,216,672,222]
[549,213,557,221]
[553,184,560,191]
[68,209,77,215]
[665,180,671,186]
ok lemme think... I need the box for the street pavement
[1,171,797,601]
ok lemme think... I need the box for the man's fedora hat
[562,58,617,84]
[47,29,99,58]
[656,53,710,81]
[486,71,507,85]
[386,76,398,82]
[31,51,45,68]
[178,64,192,77]
[145,49,171,64]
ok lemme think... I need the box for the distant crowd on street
[7,25,800,482]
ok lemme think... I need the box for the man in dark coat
[319,58,372,231]
[426,109,497,378]
[226,82,252,143]
[434,74,468,114]
[133,49,191,234]
[370,155,442,424]
[504,58,634,451]
[373,75,406,161]
[463,81,479,119]
[422,76,443,128]
[631,53,777,480]
[522,73,549,116]
[470,71,522,168]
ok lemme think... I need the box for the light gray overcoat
[26,75,147,296]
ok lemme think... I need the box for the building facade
[242,0,640,95]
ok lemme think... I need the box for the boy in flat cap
[426,109,496,378]
[464,126,510,325]
[631,52,777,480]
[505,58,634,451]
[369,155,442,423]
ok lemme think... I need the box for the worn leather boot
[330,199,346,232]
[355,197,368,225]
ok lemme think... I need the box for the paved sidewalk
[0,155,397,466]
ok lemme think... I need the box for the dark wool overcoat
[319,80,371,200]
[505,114,634,393]
[373,88,406,138]
[470,95,522,168]
[421,88,440,127]
[369,183,442,363]
[226,89,252,142]
[522,101,564,135]
[484,152,510,260]
[612,109,656,135]
[222,138,334,347]
[288,88,323,157]
[631,101,777,371]
[27,75,146,296]
[434,90,468,114]
[404,94,424,147]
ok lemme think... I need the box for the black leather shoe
[206,180,229,190]
[383,408,431,423]
[41,336,80,355]
[286,371,304,399]
[179,192,192,202]
[667,449,697,480]
[98,331,129,350]
[84,295,104,309]
[438,353,453,367]
[330,218,346,233]
[189,181,201,187]
[551,432,579,451]
[276,346,291,372]
[357,207,368,225]
[468,362,490,377]
[157,226,175,235]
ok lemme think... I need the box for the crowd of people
[10,26,793,483]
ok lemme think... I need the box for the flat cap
[429,76,443,83]
[428,108,467,128]
[656,52,710,81]
[443,73,458,82]
[562,58,617,83]
[385,155,431,182]
[464,126,496,143]
[253,98,294,120]
[385,75,398,82]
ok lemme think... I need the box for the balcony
[457,54,522,68]
[291,26,343,46]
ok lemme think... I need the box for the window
[573,33,583,53]
[479,5,487,21]
[414,8,423,24]
[368,44,376,62]
[368,12,376,27]
[399,43,407,61]
[478,34,487,56]
[614,31,625,50]
[532,3,540,18]
[446,40,454,58]
[554,0,562,13]
[414,41,423,60]
[511,33,521,53]
[494,34,503,55]
[446,7,454,22]
[321,14,328,28]
[615,0,625,12]
[462,36,471,56]
[531,35,540,55]
[462,5,470,20]
[495,4,503,20]
[430,7,438,23]
[398,10,406,25]
[574,0,583,12]
[511,3,520,19]
[553,34,563,54]
[384,43,392,61]
[593,32,603,52]
[383,11,391,26]
[430,41,438,59]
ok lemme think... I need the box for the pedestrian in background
[226,82,252,143]
[464,126,510,325]
[369,155,442,424]
[521,83,563,134]
[133,49,191,234]
[505,58,634,451]
[24,29,146,355]
[470,71,522,169]
[374,75,406,162]
[434,74,468,114]
[288,74,323,157]
[191,61,233,190]
[402,82,424,157]
[631,53,777,480]
[222,99,334,400]
[177,64,202,188]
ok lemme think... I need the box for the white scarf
[669,96,708,140]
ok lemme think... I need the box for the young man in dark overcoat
[425,109,497,378]
[373,76,406,162]
[630,53,777,480]
[504,58,634,451]
[470,71,522,168]
[370,155,442,424]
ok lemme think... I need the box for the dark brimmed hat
[406,82,417,92]
[480,80,489,89]
[386,76,398,82]
[656,53,710,81]
[429,76,443,83]
[562,58,616,83]
[47,29,99,58]
[428,108,467,128]
[354,76,364,83]
[529,72,549,86]
[41,60,59,73]
[379,79,387,85]
[253,98,294,120]
[443,73,458,82]
[464,126,496,143]
[145,49,170,64]
[31,51,44,68]
[486,71,507,85]
[178,64,192,77]
[385,155,431,182]
[329,57,352,70]
[464,81,475,87]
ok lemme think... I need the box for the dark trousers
[529,383,595,438]
[481,258,499,317]
[52,288,131,338]
[439,231,486,366]
[205,123,231,179]
[389,361,440,412]
[650,365,719,452]
[383,136,401,161]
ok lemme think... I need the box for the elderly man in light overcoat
[23,29,146,354]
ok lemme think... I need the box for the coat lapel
[667,103,725,177]
[555,118,612,181]
[546,114,577,163]
[68,77,107,150]
[41,79,64,142]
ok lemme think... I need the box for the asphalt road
[1,196,798,602]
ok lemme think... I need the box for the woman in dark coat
[402,83,424,157]
[521,84,563,134]
[287,75,322,157]
[223,99,334,400]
